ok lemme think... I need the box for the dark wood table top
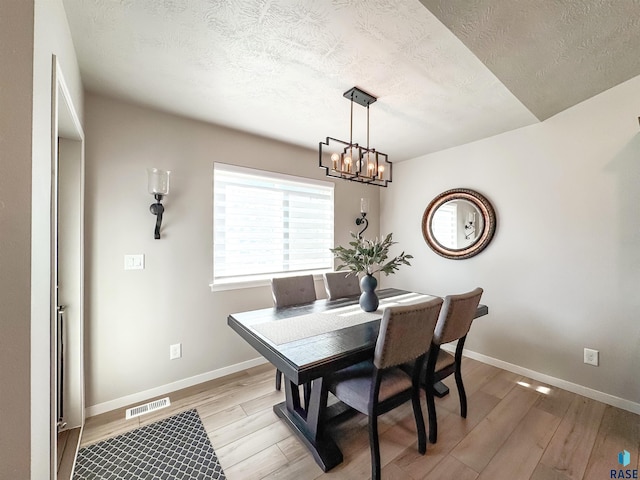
[228,288,489,385]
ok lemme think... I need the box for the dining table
[227,288,489,472]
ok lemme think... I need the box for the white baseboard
[87,349,640,418]
[444,345,640,415]
[85,357,268,417]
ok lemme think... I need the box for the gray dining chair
[423,287,483,444]
[327,297,443,480]
[270,274,317,390]
[323,271,361,300]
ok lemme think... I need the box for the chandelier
[319,87,392,187]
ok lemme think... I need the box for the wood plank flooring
[57,427,81,480]
[80,359,640,479]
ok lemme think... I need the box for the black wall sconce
[147,168,170,239]
[356,197,369,239]
[464,211,476,240]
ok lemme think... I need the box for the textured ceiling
[420,0,640,121]
[61,0,640,162]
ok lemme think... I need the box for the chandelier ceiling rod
[366,103,370,151]
[350,96,354,148]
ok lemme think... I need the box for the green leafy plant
[330,232,413,276]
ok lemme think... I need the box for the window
[431,202,457,249]
[213,163,334,286]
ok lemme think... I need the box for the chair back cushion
[271,275,317,308]
[433,288,483,345]
[323,272,361,300]
[374,297,443,369]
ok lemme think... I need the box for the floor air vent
[125,397,171,419]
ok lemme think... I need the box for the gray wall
[0,2,34,477]
[84,92,379,410]
[0,0,84,477]
[85,74,640,412]
[381,73,640,407]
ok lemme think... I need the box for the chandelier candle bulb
[331,153,340,170]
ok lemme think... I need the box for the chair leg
[275,369,282,391]
[454,367,467,418]
[368,415,381,480]
[411,388,427,454]
[426,383,438,444]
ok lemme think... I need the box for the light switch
[124,254,145,270]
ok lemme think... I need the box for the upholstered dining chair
[328,297,444,480]
[423,287,483,444]
[323,271,361,300]
[270,275,317,390]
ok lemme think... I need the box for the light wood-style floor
[58,427,80,480]
[80,359,640,479]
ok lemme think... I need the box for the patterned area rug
[74,409,225,480]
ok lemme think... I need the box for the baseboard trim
[87,349,640,418]
[85,357,268,417]
[444,345,640,415]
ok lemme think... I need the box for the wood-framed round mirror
[421,188,496,260]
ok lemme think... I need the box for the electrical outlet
[170,343,182,360]
[584,348,599,366]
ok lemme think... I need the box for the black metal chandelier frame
[319,86,392,187]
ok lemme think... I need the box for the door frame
[50,55,85,479]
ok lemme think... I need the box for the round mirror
[422,188,496,259]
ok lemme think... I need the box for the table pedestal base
[433,380,450,397]
[273,402,342,472]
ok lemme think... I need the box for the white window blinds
[213,163,334,285]
[431,202,457,249]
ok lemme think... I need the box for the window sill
[209,271,330,292]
